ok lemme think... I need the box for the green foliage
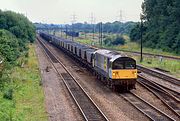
[130,0,180,54]
[0,10,36,43]
[130,23,141,42]
[3,88,13,100]
[0,29,19,62]
[0,69,11,91]
[104,35,125,46]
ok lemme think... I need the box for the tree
[130,0,180,54]
[0,10,36,43]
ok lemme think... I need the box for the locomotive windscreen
[112,57,136,69]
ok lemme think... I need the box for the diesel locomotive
[39,32,137,91]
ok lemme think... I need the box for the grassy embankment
[0,44,47,121]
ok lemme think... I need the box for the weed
[3,88,13,100]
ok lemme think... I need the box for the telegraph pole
[65,25,68,39]
[71,13,77,41]
[140,14,143,62]
[61,25,63,37]
[101,22,103,46]
[98,22,103,46]
[90,13,96,40]
[99,23,101,45]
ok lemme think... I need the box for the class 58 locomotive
[93,49,137,90]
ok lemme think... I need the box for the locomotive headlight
[132,71,136,74]
[113,72,116,76]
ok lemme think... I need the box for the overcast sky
[0,0,144,24]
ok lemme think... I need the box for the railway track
[138,75,180,118]
[38,35,179,121]
[119,50,180,61]
[90,45,180,61]
[37,37,108,121]
[137,65,180,86]
[120,92,175,121]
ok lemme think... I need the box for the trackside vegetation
[0,44,47,120]
[130,0,180,54]
[0,10,47,120]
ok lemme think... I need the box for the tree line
[35,21,136,35]
[130,0,180,54]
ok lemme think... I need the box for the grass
[77,34,180,56]
[0,44,47,121]
[76,39,93,45]
[134,56,180,78]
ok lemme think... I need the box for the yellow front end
[112,69,137,79]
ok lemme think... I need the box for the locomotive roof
[95,49,127,61]
[82,48,97,52]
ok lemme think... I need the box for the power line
[90,13,96,39]
[117,10,123,22]
[71,13,77,24]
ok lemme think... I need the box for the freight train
[39,32,137,91]
[64,31,79,37]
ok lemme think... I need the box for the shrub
[104,35,125,46]
[3,88,13,100]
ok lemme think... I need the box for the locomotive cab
[111,57,137,79]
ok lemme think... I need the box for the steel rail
[137,65,180,86]
[120,92,175,121]
[138,75,180,118]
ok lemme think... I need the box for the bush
[3,88,13,100]
[112,35,125,45]
[104,35,125,46]
[0,29,19,63]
